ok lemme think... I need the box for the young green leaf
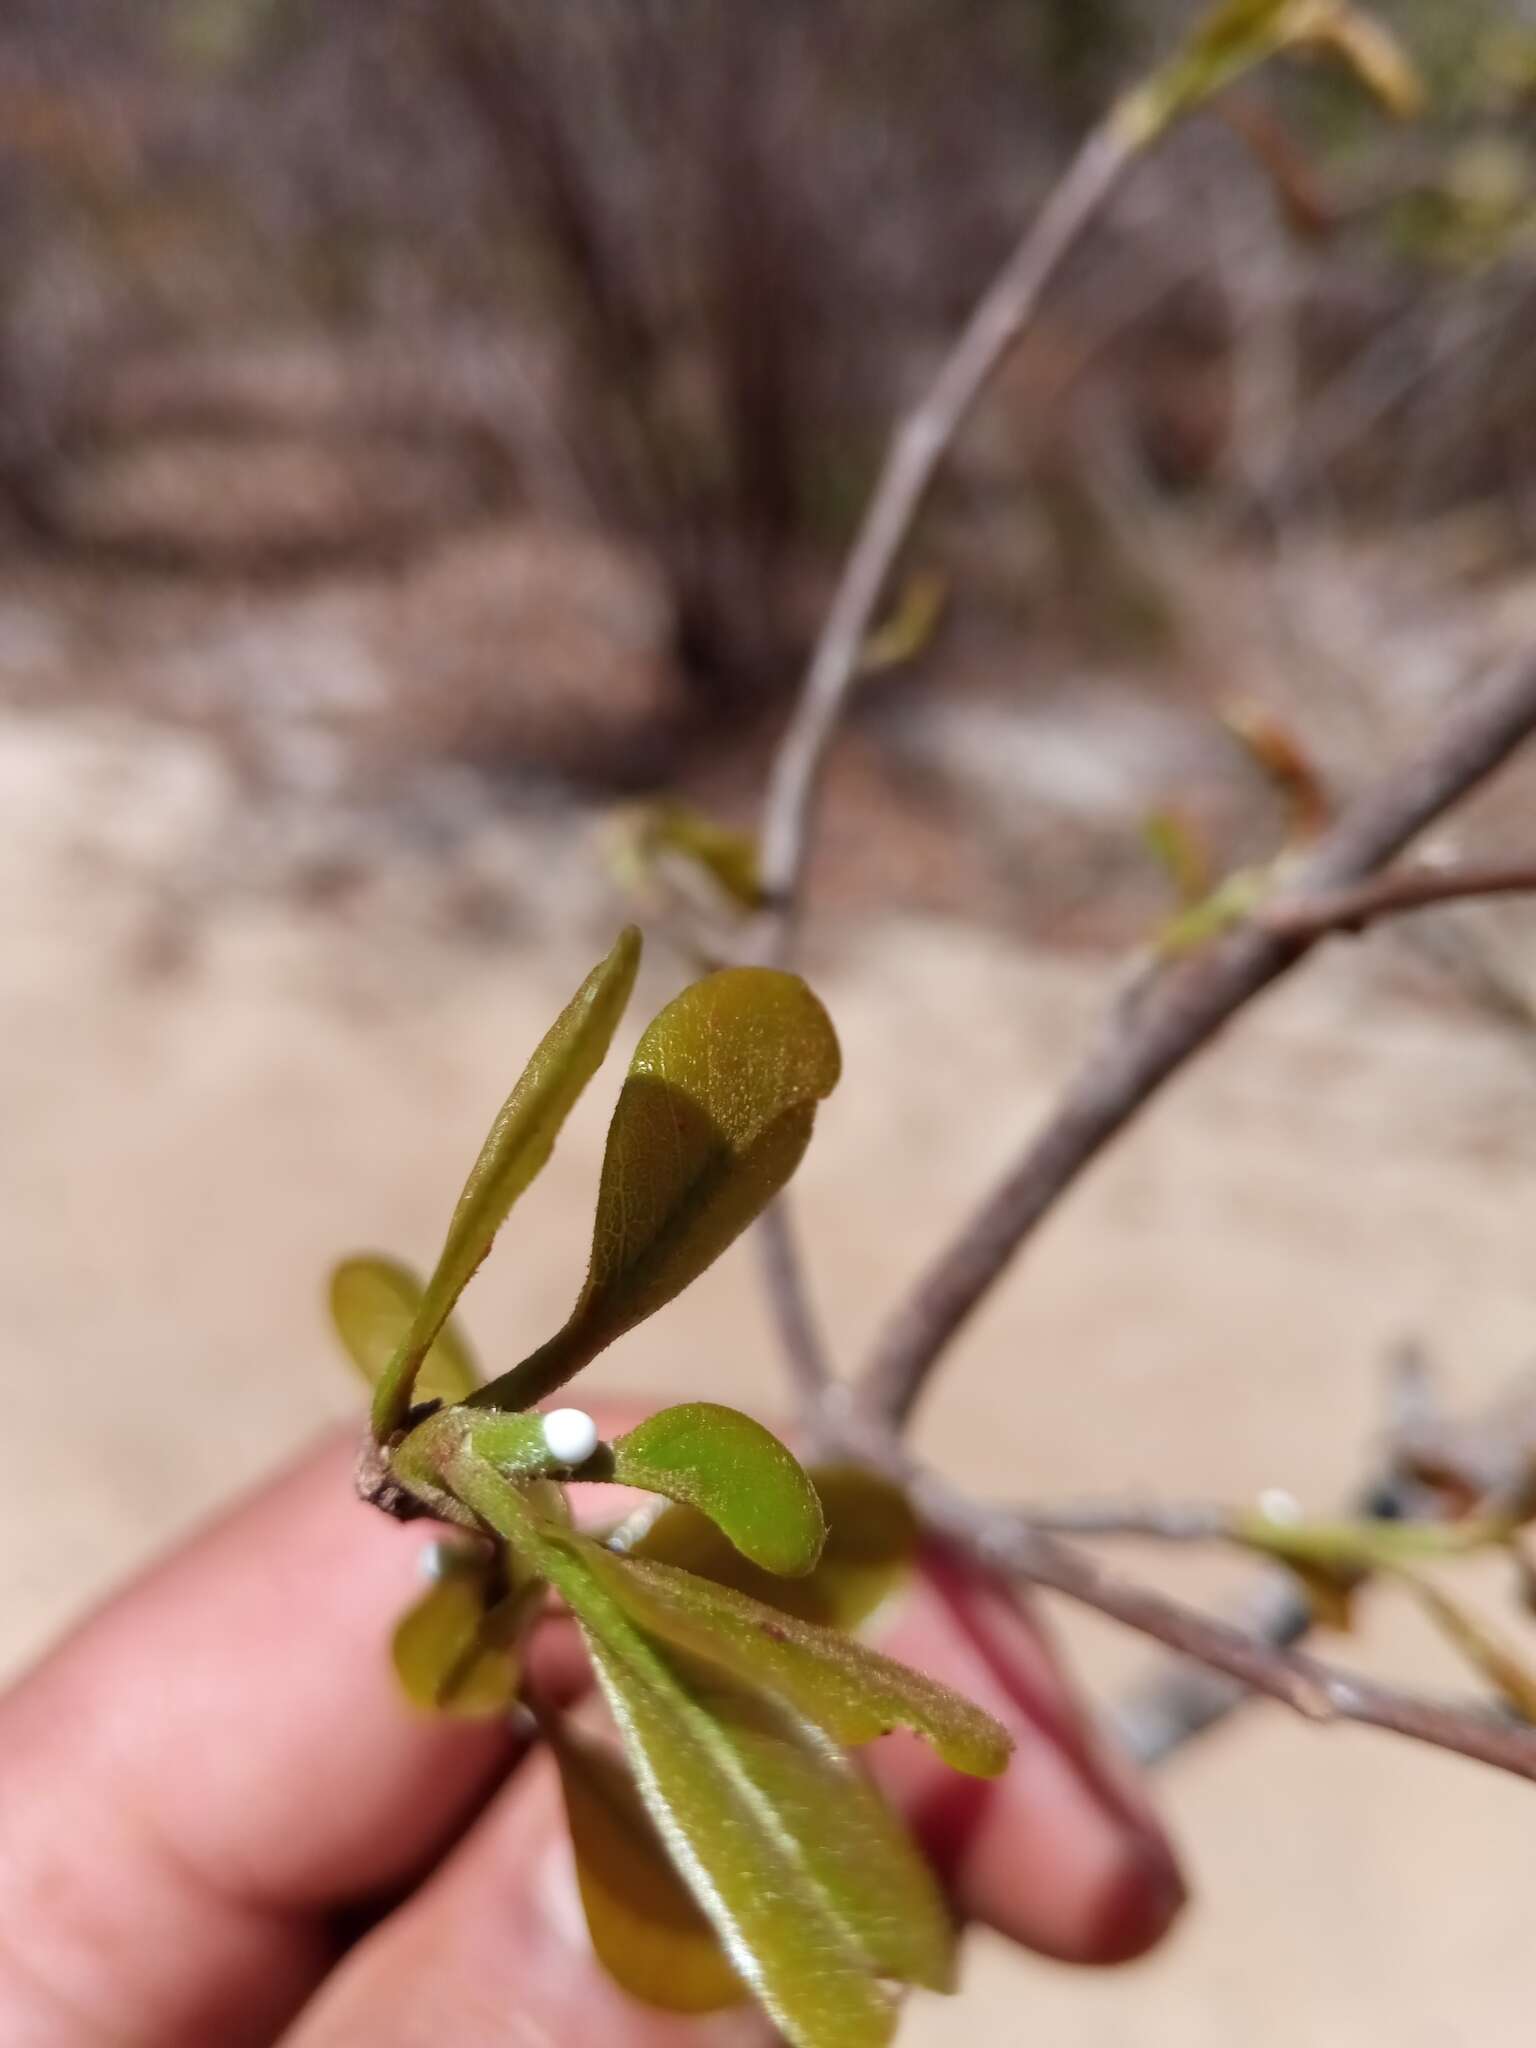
[615,800,764,912]
[474,967,841,1411]
[1399,1573,1536,1722]
[860,567,948,678]
[660,1649,955,1998]
[1233,1510,1509,1573]
[391,1557,540,1718]
[329,1254,480,1408]
[1119,0,1422,146]
[626,1465,918,1631]
[370,926,641,1441]
[610,1404,826,1578]
[447,1457,949,2047]
[544,1715,749,2014]
[583,1630,916,2048]
[584,1545,1012,1778]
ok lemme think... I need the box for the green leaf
[475,968,841,1411]
[583,1545,1012,1778]
[615,800,763,912]
[1234,1510,1509,1573]
[391,1555,539,1718]
[1399,1572,1536,1721]
[1141,806,1213,908]
[610,1404,825,1578]
[370,927,641,1440]
[448,1457,949,2047]
[628,1465,917,1631]
[1119,0,1423,146]
[659,1649,955,1999]
[582,1630,920,2048]
[544,1715,749,2014]
[860,568,947,677]
[329,1254,480,1408]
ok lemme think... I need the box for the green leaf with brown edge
[580,1543,1011,1778]
[473,968,841,1412]
[448,1455,947,2048]
[626,1465,917,1632]
[544,1714,749,2014]
[330,1254,480,1408]
[610,1404,825,1578]
[391,1555,541,1718]
[371,927,642,1441]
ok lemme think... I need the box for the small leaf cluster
[329,929,1011,2048]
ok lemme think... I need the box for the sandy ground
[5,705,1536,2046]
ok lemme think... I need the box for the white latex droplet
[542,1407,599,1466]
[1258,1488,1302,1525]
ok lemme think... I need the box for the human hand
[0,1419,1184,2047]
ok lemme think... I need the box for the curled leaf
[611,1404,826,1578]
[371,927,641,1440]
[615,800,763,912]
[1222,699,1330,842]
[1313,8,1423,116]
[391,1555,540,1718]
[585,1545,1012,1778]
[860,568,948,677]
[1120,0,1423,146]
[475,968,841,1410]
[627,1465,918,1631]
[546,1716,749,2014]
[329,1254,479,1408]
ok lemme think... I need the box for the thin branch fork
[835,1419,1536,1788]
[858,656,1536,1428]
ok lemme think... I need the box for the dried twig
[858,657,1536,1427]
[1262,861,1536,942]
[752,121,1137,962]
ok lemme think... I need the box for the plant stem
[858,657,1536,1427]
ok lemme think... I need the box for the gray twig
[752,121,1136,965]
[837,1416,1536,1787]
[1000,1498,1237,1541]
[1262,860,1536,941]
[858,657,1536,1427]
[755,1199,836,1407]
